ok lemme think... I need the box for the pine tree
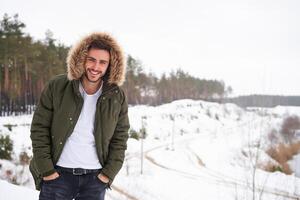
[0,135,13,160]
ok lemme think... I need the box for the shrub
[129,127,147,140]
[129,129,139,140]
[0,135,13,160]
[265,142,300,174]
[19,151,31,165]
[281,115,300,143]
[262,161,283,173]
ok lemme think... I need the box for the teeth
[89,70,100,75]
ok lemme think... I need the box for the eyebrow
[86,56,109,63]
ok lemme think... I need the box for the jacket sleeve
[30,82,56,177]
[101,90,130,184]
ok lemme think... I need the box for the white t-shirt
[57,81,103,169]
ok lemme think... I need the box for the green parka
[29,32,130,190]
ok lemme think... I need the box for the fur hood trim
[66,32,125,86]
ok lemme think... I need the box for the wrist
[98,173,110,183]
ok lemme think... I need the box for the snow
[1,99,300,199]
[0,179,39,200]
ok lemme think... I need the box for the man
[29,32,130,200]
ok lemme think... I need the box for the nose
[91,61,101,69]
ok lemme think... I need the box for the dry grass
[264,142,300,174]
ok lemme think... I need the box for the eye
[86,58,96,63]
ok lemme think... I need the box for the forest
[0,14,229,116]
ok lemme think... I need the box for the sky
[2,0,300,96]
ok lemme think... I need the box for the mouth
[88,69,101,76]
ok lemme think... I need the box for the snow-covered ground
[1,99,300,200]
[0,179,39,200]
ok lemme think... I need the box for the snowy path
[144,133,300,200]
[186,140,300,199]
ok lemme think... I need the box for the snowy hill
[1,99,300,200]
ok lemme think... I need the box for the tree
[0,14,69,115]
[0,135,13,160]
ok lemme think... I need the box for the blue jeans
[39,168,107,200]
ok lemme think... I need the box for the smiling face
[83,48,110,84]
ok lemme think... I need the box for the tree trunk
[4,57,10,92]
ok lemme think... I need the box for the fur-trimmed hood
[66,32,125,86]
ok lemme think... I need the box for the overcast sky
[2,0,300,96]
